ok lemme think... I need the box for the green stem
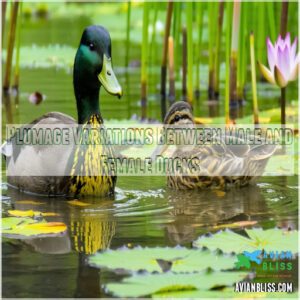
[141,2,149,119]
[3,1,19,92]
[229,0,240,119]
[280,1,289,37]
[125,1,131,68]
[2,0,7,45]
[257,2,266,66]
[237,1,246,100]
[160,1,173,120]
[174,2,182,81]
[208,2,217,99]
[149,2,158,66]
[186,2,193,104]
[225,2,232,124]
[195,2,203,95]
[281,87,286,126]
[13,1,22,91]
[213,1,224,99]
[250,32,259,125]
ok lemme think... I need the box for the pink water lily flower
[258,33,299,88]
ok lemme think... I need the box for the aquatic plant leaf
[2,217,67,238]
[68,200,91,207]
[8,210,59,217]
[153,289,298,298]
[89,247,236,273]
[193,228,298,253]
[105,271,247,297]
[2,217,37,230]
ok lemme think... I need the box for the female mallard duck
[3,26,122,197]
[152,101,277,189]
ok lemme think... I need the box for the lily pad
[8,210,59,218]
[2,217,37,230]
[105,271,248,297]
[89,246,236,273]
[193,228,298,254]
[2,217,67,239]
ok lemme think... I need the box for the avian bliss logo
[235,250,293,271]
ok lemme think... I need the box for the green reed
[225,2,232,124]
[250,32,259,125]
[195,2,203,98]
[3,0,19,93]
[141,2,149,119]
[186,2,193,104]
[213,1,225,100]
[125,1,131,68]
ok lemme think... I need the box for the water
[2,9,299,298]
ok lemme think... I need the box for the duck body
[155,101,277,190]
[3,26,122,198]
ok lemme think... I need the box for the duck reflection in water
[165,184,270,245]
[6,188,116,298]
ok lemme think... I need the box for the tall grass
[141,2,149,119]
[225,2,232,124]
[13,1,22,92]
[229,0,240,120]
[195,2,203,99]
[237,1,247,102]
[3,1,19,93]
[125,1,131,68]
[150,2,158,67]
[213,1,225,99]
[182,26,187,101]
[186,2,193,104]
[160,1,173,120]
[173,2,182,81]
[250,32,259,125]
[168,36,175,104]
[2,0,7,44]
[208,2,218,99]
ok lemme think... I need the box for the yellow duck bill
[98,54,123,98]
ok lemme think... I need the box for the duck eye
[89,43,95,50]
[174,115,181,122]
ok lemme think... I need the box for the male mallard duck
[2,26,122,197]
[152,101,277,189]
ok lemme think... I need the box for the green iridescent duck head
[73,25,122,123]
